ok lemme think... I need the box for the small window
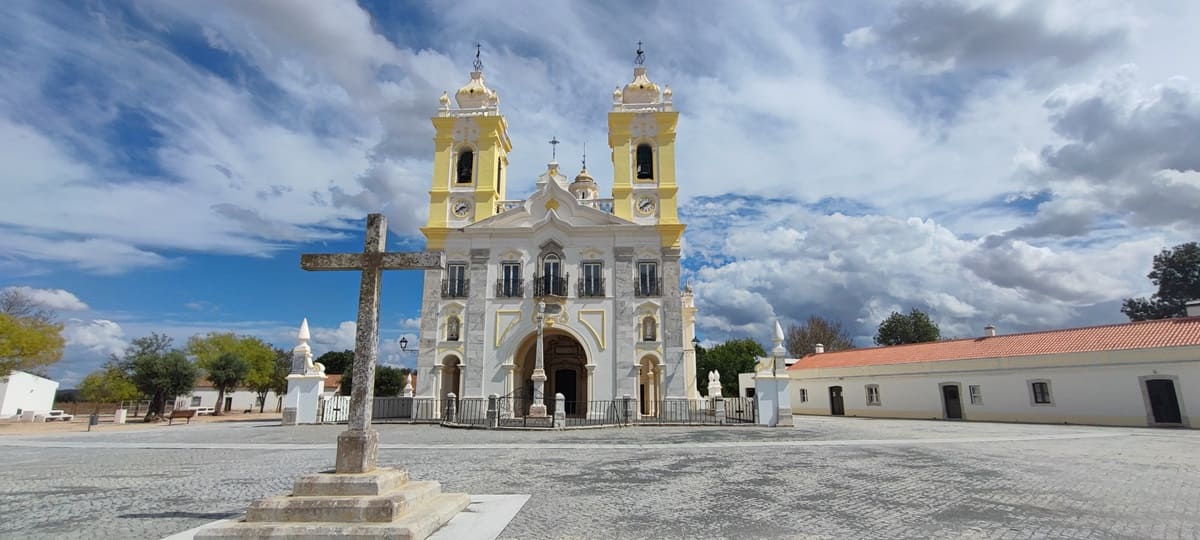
[1030,381,1053,405]
[635,144,654,179]
[191,396,201,407]
[580,262,603,296]
[499,262,522,297]
[745,388,756,398]
[642,317,657,341]
[443,263,467,298]
[799,388,808,403]
[446,316,460,342]
[637,261,659,297]
[456,149,474,183]
[969,384,983,405]
[866,384,881,406]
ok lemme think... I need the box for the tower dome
[455,70,497,109]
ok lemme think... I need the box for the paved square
[0,418,1197,539]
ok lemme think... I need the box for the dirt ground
[0,411,282,435]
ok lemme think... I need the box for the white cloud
[310,320,357,352]
[2,286,89,311]
[62,319,127,357]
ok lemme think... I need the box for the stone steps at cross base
[244,480,444,523]
[194,492,471,540]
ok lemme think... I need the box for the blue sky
[3,1,1200,385]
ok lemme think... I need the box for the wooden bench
[167,409,196,425]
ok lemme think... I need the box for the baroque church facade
[414,55,699,415]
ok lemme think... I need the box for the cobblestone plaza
[0,418,1197,539]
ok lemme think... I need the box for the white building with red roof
[782,305,1200,428]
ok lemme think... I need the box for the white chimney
[1188,300,1200,317]
[984,325,996,337]
[814,343,825,354]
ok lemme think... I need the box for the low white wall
[177,389,282,412]
[0,371,60,416]
[790,350,1199,428]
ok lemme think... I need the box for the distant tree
[207,352,249,415]
[874,308,941,346]
[1121,242,1200,321]
[695,338,765,397]
[315,350,354,374]
[785,316,855,357]
[119,334,197,421]
[78,368,140,411]
[264,347,292,412]
[188,332,276,413]
[340,365,411,397]
[0,288,65,377]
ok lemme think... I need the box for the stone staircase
[196,468,469,539]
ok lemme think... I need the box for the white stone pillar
[529,301,549,417]
[585,363,597,419]
[432,365,444,419]
[282,319,327,425]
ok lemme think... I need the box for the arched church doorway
[514,330,588,417]
[638,356,660,417]
[440,356,461,401]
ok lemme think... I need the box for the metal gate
[320,396,350,423]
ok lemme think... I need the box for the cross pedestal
[198,214,468,540]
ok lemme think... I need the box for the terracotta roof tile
[788,316,1200,371]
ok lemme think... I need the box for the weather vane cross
[473,42,483,71]
[635,41,645,65]
[549,136,560,161]
[581,142,587,170]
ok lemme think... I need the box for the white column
[529,301,548,417]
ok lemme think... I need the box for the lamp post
[397,337,417,398]
[529,300,549,417]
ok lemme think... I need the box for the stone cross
[301,213,443,473]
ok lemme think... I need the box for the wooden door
[942,385,962,419]
[829,386,845,416]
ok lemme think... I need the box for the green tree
[0,288,66,377]
[264,347,292,412]
[785,316,855,357]
[874,308,941,346]
[188,332,276,413]
[119,334,197,421]
[207,352,249,415]
[1121,242,1200,321]
[695,338,765,397]
[0,314,64,377]
[315,350,354,374]
[340,365,411,397]
[78,367,141,411]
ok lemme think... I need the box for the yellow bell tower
[421,47,512,250]
[608,44,684,248]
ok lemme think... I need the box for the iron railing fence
[445,398,489,427]
[640,400,722,425]
[635,277,663,297]
[495,279,525,298]
[440,278,468,298]
[533,274,570,297]
[370,397,442,423]
[576,277,606,297]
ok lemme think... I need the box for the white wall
[0,371,60,416]
[790,349,1200,428]
[177,388,282,412]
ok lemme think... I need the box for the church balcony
[534,275,570,298]
[577,278,606,297]
[441,279,469,298]
[495,279,525,298]
[635,278,663,298]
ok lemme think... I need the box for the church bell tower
[608,44,684,248]
[421,46,513,250]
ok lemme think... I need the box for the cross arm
[301,253,365,271]
[380,251,444,270]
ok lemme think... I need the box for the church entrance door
[514,330,588,418]
[555,368,578,415]
[942,384,963,420]
[829,386,844,416]
[1146,379,1182,424]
